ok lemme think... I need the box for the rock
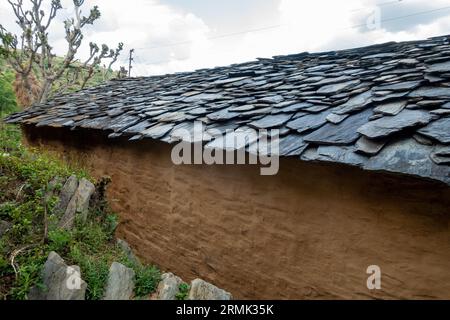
[334,90,372,115]
[413,133,434,146]
[54,175,79,215]
[427,60,450,73]
[154,273,183,300]
[29,251,87,300]
[229,105,254,112]
[43,177,64,212]
[302,145,367,167]
[188,279,232,300]
[424,74,445,83]
[375,80,422,92]
[45,176,63,197]
[317,80,360,95]
[373,100,407,116]
[0,220,12,238]
[409,87,450,99]
[58,178,95,229]
[372,91,409,103]
[430,147,450,165]
[276,134,308,156]
[362,52,397,60]
[417,118,450,144]
[207,109,239,121]
[117,239,142,267]
[364,138,450,185]
[326,113,348,124]
[304,104,329,113]
[187,107,209,115]
[416,100,445,108]
[357,110,432,139]
[249,114,292,129]
[355,136,387,155]
[430,109,450,116]
[398,58,419,66]
[286,111,329,133]
[314,75,352,86]
[257,95,284,104]
[304,109,373,145]
[305,64,335,72]
[103,262,135,300]
[142,123,175,139]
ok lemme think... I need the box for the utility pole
[128,49,134,77]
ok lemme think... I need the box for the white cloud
[138,0,450,75]
[57,0,212,75]
[1,0,450,76]
[239,0,450,58]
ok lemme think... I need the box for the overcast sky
[1,0,450,76]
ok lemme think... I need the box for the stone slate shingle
[5,35,450,185]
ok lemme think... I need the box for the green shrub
[10,257,43,300]
[48,229,72,253]
[68,243,111,300]
[0,119,163,300]
[176,283,190,300]
[134,265,161,298]
[0,71,17,117]
[0,239,9,275]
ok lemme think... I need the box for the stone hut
[6,35,450,299]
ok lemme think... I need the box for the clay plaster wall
[23,125,450,299]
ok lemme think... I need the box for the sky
[1,0,450,76]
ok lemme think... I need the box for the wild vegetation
[0,0,126,108]
[0,0,164,301]
[0,69,17,116]
[0,79,160,300]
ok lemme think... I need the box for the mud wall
[23,125,450,299]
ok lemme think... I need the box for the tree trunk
[39,80,53,104]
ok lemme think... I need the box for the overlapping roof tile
[5,35,450,185]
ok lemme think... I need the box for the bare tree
[0,0,124,106]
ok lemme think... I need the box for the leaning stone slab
[188,279,232,300]
[355,136,387,156]
[54,175,78,215]
[430,147,450,165]
[29,251,87,300]
[58,178,95,229]
[417,117,450,144]
[44,176,64,202]
[117,239,142,267]
[154,273,184,300]
[357,110,432,139]
[103,262,135,300]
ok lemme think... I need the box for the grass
[0,59,161,300]
[176,283,190,300]
[0,104,160,300]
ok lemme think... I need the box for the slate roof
[5,35,450,185]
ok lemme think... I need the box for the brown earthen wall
[23,125,450,299]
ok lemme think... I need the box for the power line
[136,24,283,51]
[132,55,150,76]
[136,1,408,51]
[138,5,450,67]
[349,5,450,28]
[351,0,404,12]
